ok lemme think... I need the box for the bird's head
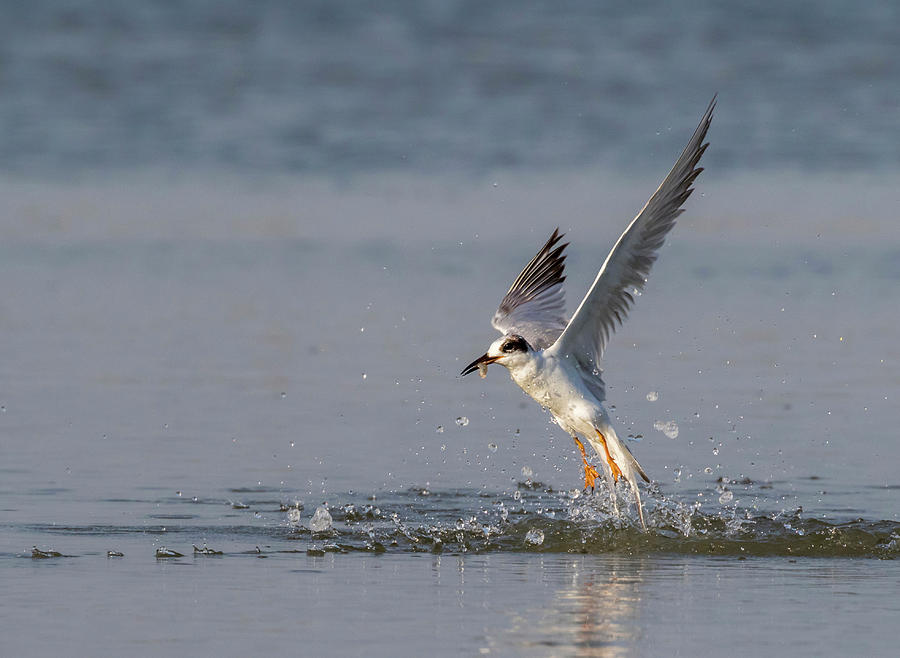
[460,334,532,378]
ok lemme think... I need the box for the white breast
[508,352,602,435]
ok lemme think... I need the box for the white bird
[461,98,715,529]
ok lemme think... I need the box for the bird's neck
[506,350,543,386]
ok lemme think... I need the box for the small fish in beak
[460,353,500,378]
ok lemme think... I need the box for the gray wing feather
[549,97,715,371]
[492,228,569,349]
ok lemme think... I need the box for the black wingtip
[547,227,565,247]
[704,95,717,124]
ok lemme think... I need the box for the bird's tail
[589,419,649,530]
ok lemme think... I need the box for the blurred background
[0,1,897,179]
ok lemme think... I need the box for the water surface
[1,2,899,656]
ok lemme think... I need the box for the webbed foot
[573,436,601,491]
[594,430,623,483]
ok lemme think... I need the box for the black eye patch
[501,335,528,353]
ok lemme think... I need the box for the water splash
[155,547,184,558]
[19,486,899,561]
[653,420,679,439]
[309,505,333,533]
[280,487,900,559]
[525,528,545,546]
[31,546,63,559]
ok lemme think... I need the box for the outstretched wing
[548,97,715,370]
[491,228,569,349]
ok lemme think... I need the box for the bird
[460,98,715,529]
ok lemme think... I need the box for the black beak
[460,353,500,376]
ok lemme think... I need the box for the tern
[461,98,715,529]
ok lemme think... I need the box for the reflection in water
[483,556,647,657]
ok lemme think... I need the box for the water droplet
[309,505,333,533]
[646,391,659,402]
[704,467,713,474]
[456,416,469,427]
[525,528,544,546]
[361,373,367,380]
[653,419,679,439]
[488,442,498,453]
[719,490,734,504]
[712,447,719,455]
[521,465,533,478]
[280,392,287,399]
[513,490,522,501]
[436,425,444,433]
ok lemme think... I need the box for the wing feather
[548,97,715,370]
[491,228,569,349]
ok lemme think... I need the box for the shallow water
[2,209,899,655]
[7,548,898,657]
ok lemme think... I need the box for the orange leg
[572,436,600,490]
[594,430,623,483]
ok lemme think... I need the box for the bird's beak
[460,353,500,377]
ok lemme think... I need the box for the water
[0,1,898,177]
[2,2,900,656]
